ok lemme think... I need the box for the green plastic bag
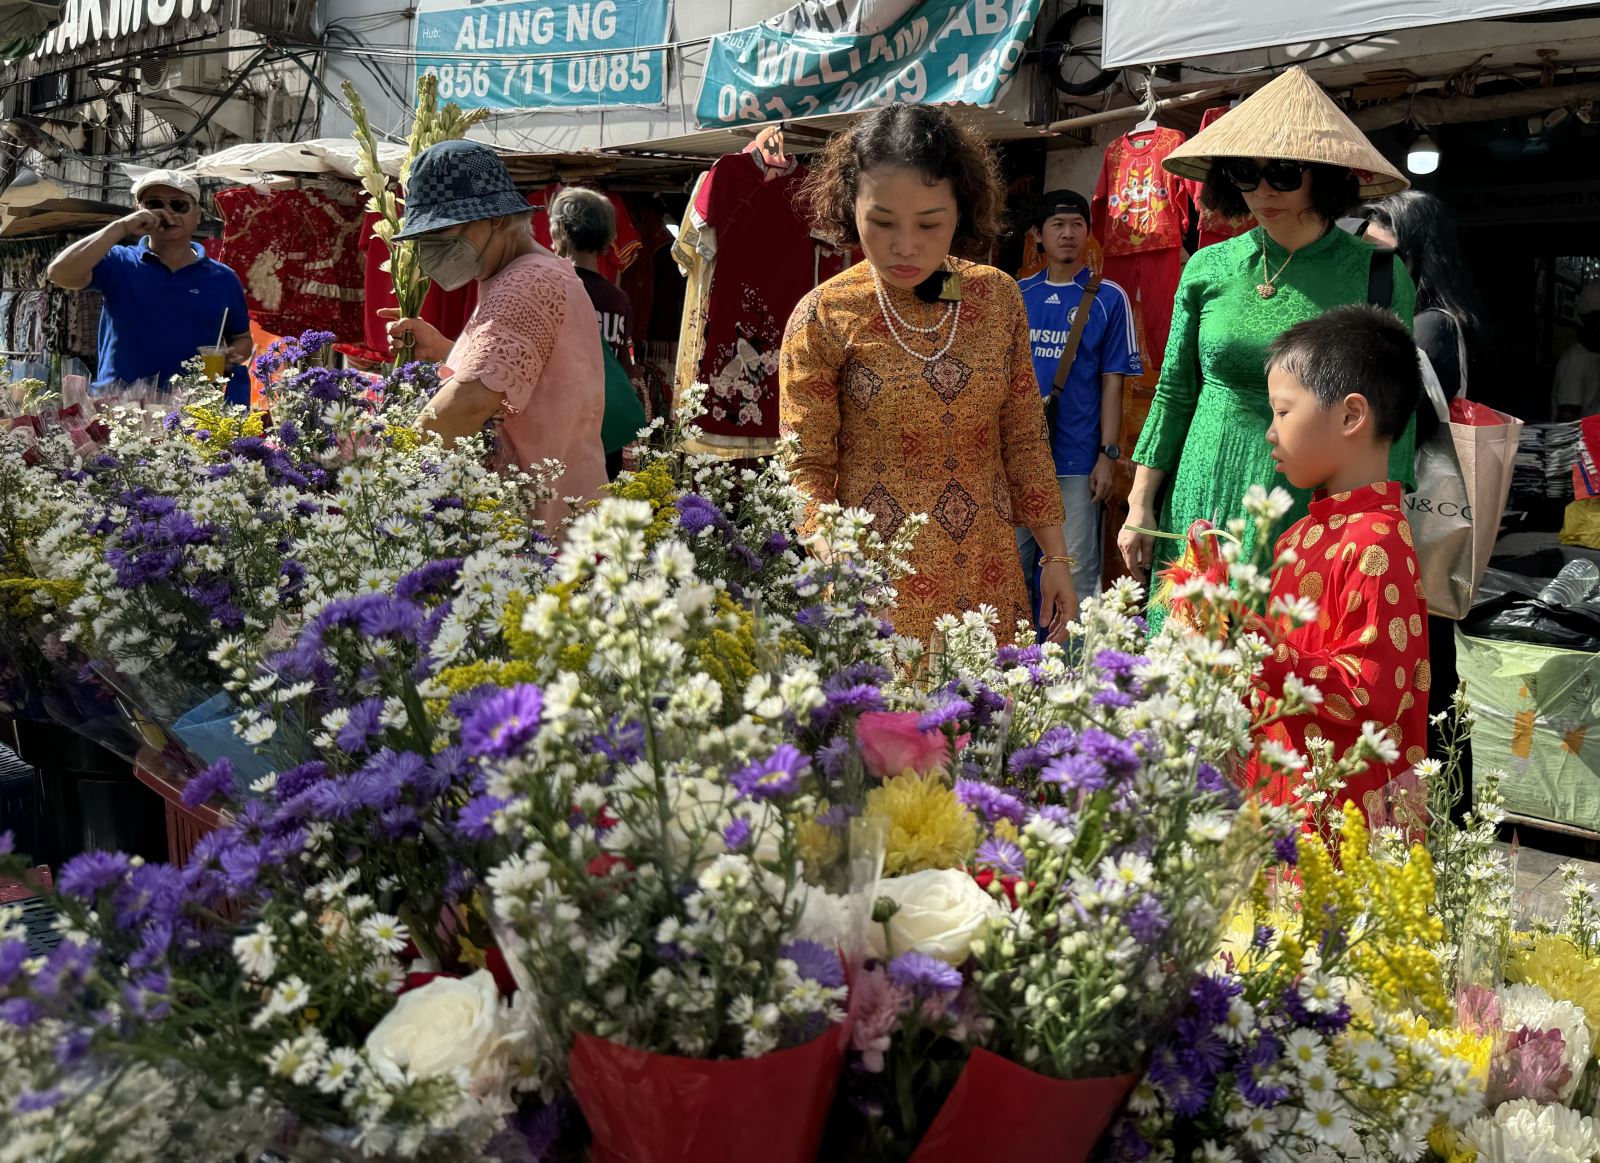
[600,343,646,455]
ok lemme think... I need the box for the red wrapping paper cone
[568,1023,848,1163]
[910,1048,1139,1163]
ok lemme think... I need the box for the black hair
[803,103,1004,258]
[1266,304,1421,442]
[548,187,616,255]
[1200,160,1359,225]
[1357,190,1482,332]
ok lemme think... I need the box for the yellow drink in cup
[198,345,227,379]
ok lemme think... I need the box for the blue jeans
[1016,475,1102,634]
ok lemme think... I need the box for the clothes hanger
[1130,74,1160,134]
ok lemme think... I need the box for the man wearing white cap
[47,168,252,404]
[1555,282,1600,422]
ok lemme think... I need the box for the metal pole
[1044,85,1237,134]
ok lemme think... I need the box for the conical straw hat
[1162,66,1408,197]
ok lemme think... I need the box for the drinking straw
[213,308,229,351]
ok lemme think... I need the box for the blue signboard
[695,0,1042,129]
[414,0,671,112]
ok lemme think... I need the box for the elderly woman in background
[549,186,644,481]
[380,140,606,529]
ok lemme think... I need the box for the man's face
[1035,211,1088,266]
[138,184,200,241]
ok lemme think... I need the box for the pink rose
[857,711,963,780]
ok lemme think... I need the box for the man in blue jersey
[1016,190,1142,614]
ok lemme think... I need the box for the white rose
[868,868,1004,965]
[364,970,524,1096]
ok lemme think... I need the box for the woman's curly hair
[801,103,1004,259]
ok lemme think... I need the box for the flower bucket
[567,1023,848,1163]
[909,1048,1139,1163]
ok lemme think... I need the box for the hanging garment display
[528,184,642,281]
[1093,127,1190,376]
[213,185,368,346]
[673,150,852,457]
[1182,107,1256,250]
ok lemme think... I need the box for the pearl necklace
[872,268,959,363]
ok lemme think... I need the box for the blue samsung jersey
[91,238,251,404]
[1018,267,1141,475]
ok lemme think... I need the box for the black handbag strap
[1049,272,1103,398]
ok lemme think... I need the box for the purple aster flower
[377,804,421,840]
[591,719,645,767]
[1194,762,1227,794]
[13,1089,61,1114]
[1041,753,1108,793]
[457,794,508,841]
[1034,804,1074,825]
[1162,1060,1217,1118]
[274,760,327,803]
[1283,982,1350,1036]
[1093,649,1144,679]
[53,1027,91,1067]
[782,939,845,988]
[1078,728,1142,779]
[1253,925,1276,950]
[1189,974,1242,1025]
[816,737,852,781]
[675,494,728,535]
[722,818,752,851]
[0,998,42,1029]
[1174,1015,1229,1074]
[887,951,963,997]
[307,778,363,820]
[918,698,971,733]
[1274,832,1299,866]
[955,780,1027,826]
[975,837,1026,877]
[336,697,385,754]
[461,684,544,761]
[819,683,885,723]
[0,939,26,988]
[1092,687,1135,710]
[180,759,235,810]
[1007,726,1077,777]
[1126,894,1168,944]
[58,851,132,899]
[730,745,809,801]
[396,558,463,602]
[817,802,857,828]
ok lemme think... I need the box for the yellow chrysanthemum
[865,772,977,875]
[1391,1011,1493,1087]
[1509,932,1600,1043]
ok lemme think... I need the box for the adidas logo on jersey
[1044,293,1060,305]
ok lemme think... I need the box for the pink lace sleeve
[446,259,568,413]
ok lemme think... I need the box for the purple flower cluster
[955,780,1026,827]
[887,951,962,998]
[461,684,544,761]
[730,745,809,801]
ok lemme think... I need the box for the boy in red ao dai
[1253,305,1429,821]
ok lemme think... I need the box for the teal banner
[695,0,1042,129]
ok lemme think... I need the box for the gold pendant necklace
[1257,247,1294,299]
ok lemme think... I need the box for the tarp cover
[1102,0,1596,68]
[187,139,406,185]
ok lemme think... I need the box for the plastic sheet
[568,1023,848,1163]
[909,1049,1139,1163]
[170,693,277,789]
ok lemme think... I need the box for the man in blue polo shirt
[47,169,252,404]
[1016,189,1141,613]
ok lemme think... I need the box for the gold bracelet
[1039,554,1076,568]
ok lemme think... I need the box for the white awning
[186,139,407,185]
[1102,0,1597,68]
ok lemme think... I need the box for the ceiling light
[1406,133,1440,176]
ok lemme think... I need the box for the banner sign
[413,0,671,113]
[695,0,1041,129]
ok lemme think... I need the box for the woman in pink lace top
[381,140,606,530]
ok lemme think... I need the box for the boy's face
[1265,366,1348,490]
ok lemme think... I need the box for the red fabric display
[1184,107,1257,250]
[213,186,367,345]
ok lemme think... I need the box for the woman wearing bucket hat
[381,139,606,529]
[1115,67,1416,631]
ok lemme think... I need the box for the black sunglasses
[140,197,192,213]
[1218,159,1311,193]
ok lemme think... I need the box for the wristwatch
[1101,444,1121,461]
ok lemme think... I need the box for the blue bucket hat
[394,140,528,240]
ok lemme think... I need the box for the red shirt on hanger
[1092,127,1191,257]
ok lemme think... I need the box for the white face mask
[415,231,484,291]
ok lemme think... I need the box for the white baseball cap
[130,168,201,202]
[1580,282,1600,317]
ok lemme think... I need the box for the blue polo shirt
[1018,267,1141,475]
[90,239,251,405]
